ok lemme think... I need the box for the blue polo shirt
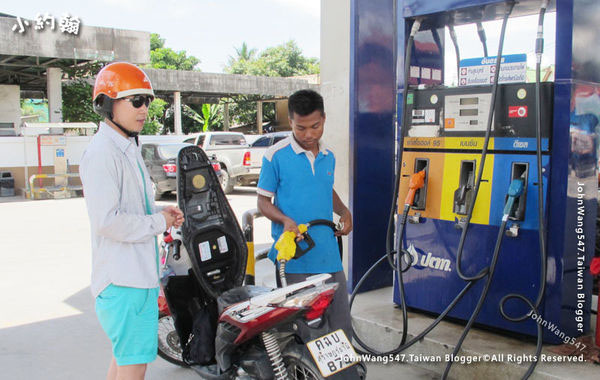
[257,136,342,274]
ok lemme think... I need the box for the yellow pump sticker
[403,137,444,149]
[444,137,493,150]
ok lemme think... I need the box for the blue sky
[3,0,321,73]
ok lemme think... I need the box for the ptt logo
[508,105,528,118]
[405,244,452,272]
[513,140,529,149]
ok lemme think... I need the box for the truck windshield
[158,144,189,159]
[210,135,246,146]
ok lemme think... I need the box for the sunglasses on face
[123,95,153,108]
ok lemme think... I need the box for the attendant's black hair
[288,89,324,118]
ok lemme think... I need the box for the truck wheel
[152,180,163,201]
[220,167,234,194]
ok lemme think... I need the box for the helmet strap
[109,117,140,146]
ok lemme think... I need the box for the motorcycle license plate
[306,329,358,377]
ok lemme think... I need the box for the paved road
[0,189,434,379]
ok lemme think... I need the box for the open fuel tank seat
[177,145,248,300]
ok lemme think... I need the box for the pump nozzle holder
[405,170,426,206]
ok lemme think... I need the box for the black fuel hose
[454,2,514,282]
[445,3,549,379]
[500,0,548,325]
[443,218,509,379]
[349,17,423,354]
[385,17,422,276]
[477,22,489,58]
[350,202,475,356]
[448,24,461,80]
[305,219,343,261]
[496,2,549,379]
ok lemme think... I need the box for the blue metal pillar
[348,0,397,291]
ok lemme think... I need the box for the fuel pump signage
[459,54,527,86]
[508,105,528,118]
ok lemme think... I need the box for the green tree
[226,40,319,77]
[149,33,201,71]
[142,98,168,135]
[150,33,165,51]
[224,41,318,130]
[223,95,276,128]
[163,103,223,134]
[62,80,103,123]
[227,42,257,66]
[142,33,203,134]
[200,104,224,132]
[61,62,104,123]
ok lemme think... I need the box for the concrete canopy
[0,14,318,102]
[144,68,319,104]
[0,15,150,92]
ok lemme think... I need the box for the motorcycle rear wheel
[282,345,321,380]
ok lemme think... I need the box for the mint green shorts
[95,284,159,366]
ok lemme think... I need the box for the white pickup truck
[246,131,292,172]
[182,132,257,193]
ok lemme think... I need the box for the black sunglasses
[123,95,153,108]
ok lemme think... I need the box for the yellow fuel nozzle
[405,170,426,206]
[275,224,308,262]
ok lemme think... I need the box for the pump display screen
[444,93,492,132]
[460,97,479,105]
[460,109,478,116]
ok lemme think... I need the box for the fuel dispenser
[349,0,600,377]
[394,0,598,344]
[397,81,553,335]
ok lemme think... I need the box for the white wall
[321,0,351,272]
[0,136,93,167]
[0,85,21,133]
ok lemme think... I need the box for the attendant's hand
[283,217,303,240]
[335,209,353,236]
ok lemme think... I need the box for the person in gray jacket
[80,62,184,380]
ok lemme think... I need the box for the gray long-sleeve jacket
[80,122,165,298]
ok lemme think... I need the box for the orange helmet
[92,62,154,119]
